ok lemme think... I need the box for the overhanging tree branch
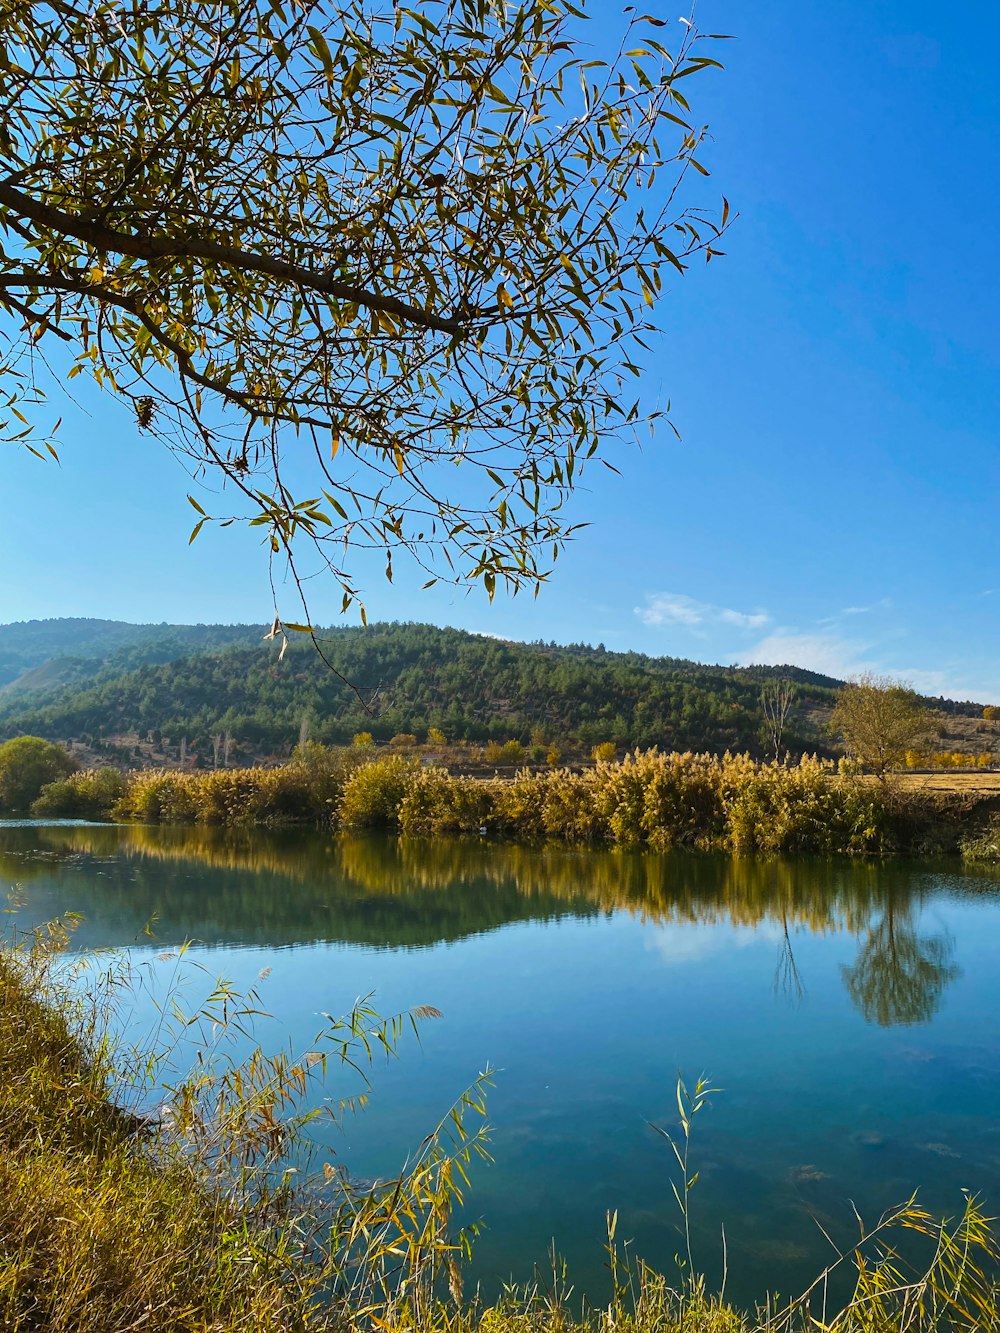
[0,182,468,334]
[0,0,730,619]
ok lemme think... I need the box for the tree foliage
[0,734,77,810]
[829,673,931,778]
[0,0,727,614]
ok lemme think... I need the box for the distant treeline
[0,618,262,689]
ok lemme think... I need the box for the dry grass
[0,947,330,1331]
[891,772,1000,795]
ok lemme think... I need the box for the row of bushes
[905,749,997,769]
[30,749,970,855]
[338,751,900,853]
[29,743,358,826]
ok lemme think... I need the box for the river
[1,820,998,1307]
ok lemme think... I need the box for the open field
[893,771,1000,795]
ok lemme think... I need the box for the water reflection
[0,823,988,1026]
[841,887,961,1026]
[773,913,807,1005]
[1,820,998,1306]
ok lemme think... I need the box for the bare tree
[760,678,795,763]
[298,712,312,755]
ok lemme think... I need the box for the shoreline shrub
[962,814,1000,863]
[398,767,496,836]
[339,754,418,828]
[44,744,979,856]
[0,736,79,813]
[31,766,127,820]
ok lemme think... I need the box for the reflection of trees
[0,826,896,945]
[0,826,984,997]
[841,889,960,1026]
[773,913,805,1005]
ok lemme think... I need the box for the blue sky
[2,0,999,701]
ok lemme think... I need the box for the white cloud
[635,592,770,633]
[741,630,985,698]
[839,597,892,617]
[635,595,1000,704]
[738,630,874,680]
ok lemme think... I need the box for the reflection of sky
[644,919,785,966]
[7,828,1000,1310]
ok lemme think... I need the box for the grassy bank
[0,932,332,1329]
[29,747,1000,856]
[3,924,1000,1331]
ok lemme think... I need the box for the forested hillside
[0,621,839,757]
[0,621,988,763]
[0,618,263,690]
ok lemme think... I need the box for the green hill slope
[0,618,264,690]
[0,621,840,757]
[0,620,986,762]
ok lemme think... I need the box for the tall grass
[2,913,1000,1331]
[109,744,361,827]
[347,751,942,856]
[30,747,972,854]
[0,907,493,1330]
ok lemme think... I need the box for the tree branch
[0,181,469,335]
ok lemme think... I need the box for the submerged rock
[790,1164,829,1184]
[852,1129,886,1149]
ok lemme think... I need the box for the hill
[0,618,264,691]
[0,620,992,765]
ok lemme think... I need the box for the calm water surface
[2,820,999,1305]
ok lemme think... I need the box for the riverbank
[27,748,1000,857]
[3,919,1000,1331]
[0,939,332,1329]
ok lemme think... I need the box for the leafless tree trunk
[298,712,311,755]
[761,679,795,763]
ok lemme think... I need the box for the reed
[30,747,974,855]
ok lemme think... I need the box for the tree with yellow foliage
[830,674,931,780]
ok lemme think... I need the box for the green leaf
[307,26,334,75]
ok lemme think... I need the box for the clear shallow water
[2,820,999,1306]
